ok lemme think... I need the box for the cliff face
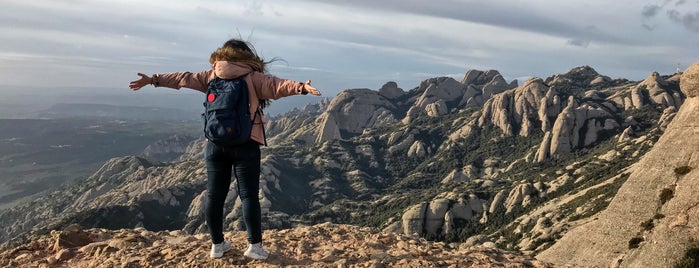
[537,61,699,268]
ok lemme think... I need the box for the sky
[1,0,698,100]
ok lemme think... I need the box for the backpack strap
[252,108,268,146]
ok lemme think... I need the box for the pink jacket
[152,61,306,145]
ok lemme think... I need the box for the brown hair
[210,39,273,109]
[209,39,266,73]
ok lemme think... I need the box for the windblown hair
[210,39,275,109]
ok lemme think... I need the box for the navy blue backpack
[202,77,254,146]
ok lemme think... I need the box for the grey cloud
[642,4,662,18]
[676,0,688,5]
[641,23,656,31]
[667,10,699,32]
[300,0,627,45]
[567,39,590,48]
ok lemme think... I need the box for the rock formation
[398,197,486,237]
[141,135,196,162]
[478,78,553,137]
[316,89,397,143]
[537,60,699,268]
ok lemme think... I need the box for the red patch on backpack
[207,93,215,102]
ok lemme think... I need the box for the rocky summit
[0,223,553,268]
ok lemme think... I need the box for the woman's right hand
[129,73,153,90]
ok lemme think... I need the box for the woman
[129,39,321,259]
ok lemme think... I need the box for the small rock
[53,224,92,250]
[55,248,75,261]
[108,239,131,250]
[13,253,30,262]
[482,242,496,248]
[47,256,58,265]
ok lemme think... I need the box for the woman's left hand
[303,80,321,96]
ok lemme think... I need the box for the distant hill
[38,103,198,121]
[0,118,199,210]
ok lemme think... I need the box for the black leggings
[204,140,262,244]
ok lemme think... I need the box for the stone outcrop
[487,182,544,214]
[459,70,517,108]
[377,81,405,99]
[316,89,397,142]
[399,197,486,237]
[266,99,329,145]
[545,66,608,88]
[141,135,195,162]
[538,60,699,268]
[478,78,554,137]
[637,71,683,109]
[543,96,618,159]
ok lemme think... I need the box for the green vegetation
[641,219,654,231]
[660,188,675,205]
[675,244,699,268]
[674,166,693,176]
[629,237,644,249]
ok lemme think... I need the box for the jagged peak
[460,69,503,85]
[545,65,609,88]
[565,65,600,76]
[638,71,668,87]
[378,81,405,99]
[520,77,546,89]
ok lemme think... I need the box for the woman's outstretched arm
[129,73,153,90]
[129,71,211,93]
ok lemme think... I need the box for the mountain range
[1,61,698,267]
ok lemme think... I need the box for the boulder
[378,81,405,99]
[402,203,428,235]
[53,224,92,250]
[316,89,397,142]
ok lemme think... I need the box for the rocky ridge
[0,223,553,268]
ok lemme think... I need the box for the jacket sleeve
[249,72,305,100]
[152,70,211,93]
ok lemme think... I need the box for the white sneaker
[210,240,232,258]
[244,242,269,260]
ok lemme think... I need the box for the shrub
[628,237,644,249]
[640,219,654,231]
[675,245,699,268]
[660,189,674,205]
[674,166,693,176]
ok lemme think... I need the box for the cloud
[299,0,627,45]
[642,4,662,18]
[641,0,699,32]
[667,10,699,32]
[567,39,590,48]
[641,23,656,31]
